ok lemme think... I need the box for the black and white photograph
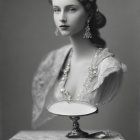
[0,0,140,140]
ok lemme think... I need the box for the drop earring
[55,28,59,36]
[83,20,92,39]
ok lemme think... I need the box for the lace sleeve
[32,51,56,127]
[94,57,127,105]
[31,46,72,128]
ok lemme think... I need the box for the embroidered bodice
[32,46,127,128]
[54,48,104,105]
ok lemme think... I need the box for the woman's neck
[69,33,98,61]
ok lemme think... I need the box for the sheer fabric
[32,46,127,128]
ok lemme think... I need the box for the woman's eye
[53,8,60,13]
[69,8,77,12]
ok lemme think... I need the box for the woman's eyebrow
[53,4,78,8]
[67,4,78,7]
[53,6,59,8]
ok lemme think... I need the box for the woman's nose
[59,12,67,23]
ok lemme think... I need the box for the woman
[32,0,126,128]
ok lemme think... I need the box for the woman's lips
[59,25,69,30]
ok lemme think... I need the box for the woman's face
[52,0,88,37]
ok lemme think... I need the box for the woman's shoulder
[40,44,72,65]
[97,48,127,74]
[36,45,72,74]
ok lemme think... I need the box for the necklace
[60,48,102,103]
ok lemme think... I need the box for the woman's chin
[59,30,71,36]
[60,33,71,37]
[59,30,83,37]
[59,30,84,38]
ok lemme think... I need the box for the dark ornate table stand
[66,116,89,138]
[66,109,109,139]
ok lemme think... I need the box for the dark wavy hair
[48,0,106,48]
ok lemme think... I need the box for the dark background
[0,0,140,140]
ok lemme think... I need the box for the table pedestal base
[66,116,89,138]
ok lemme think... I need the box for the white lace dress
[32,46,127,128]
